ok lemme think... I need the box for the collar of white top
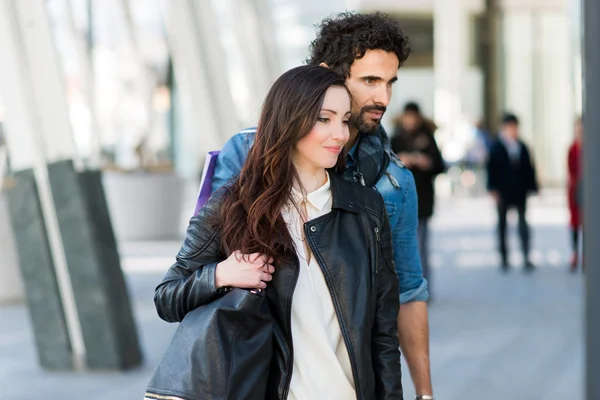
[290,172,332,212]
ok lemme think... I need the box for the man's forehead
[348,49,400,79]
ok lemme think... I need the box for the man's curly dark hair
[307,12,411,78]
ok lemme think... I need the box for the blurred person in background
[211,12,434,399]
[487,113,539,272]
[567,117,583,272]
[391,102,445,298]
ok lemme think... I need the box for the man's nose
[373,84,392,107]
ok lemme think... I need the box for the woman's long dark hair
[217,65,349,262]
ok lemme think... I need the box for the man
[212,12,433,398]
[487,112,538,272]
[391,102,445,297]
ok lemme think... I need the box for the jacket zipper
[376,227,394,272]
[305,226,364,400]
[281,256,301,399]
[374,227,380,274]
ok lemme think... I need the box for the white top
[282,174,356,400]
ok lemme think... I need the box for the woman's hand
[215,251,275,289]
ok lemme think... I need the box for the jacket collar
[344,126,391,187]
[328,171,361,213]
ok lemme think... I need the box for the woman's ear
[319,62,330,69]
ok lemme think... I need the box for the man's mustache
[360,105,387,114]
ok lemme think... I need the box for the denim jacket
[211,128,429,303]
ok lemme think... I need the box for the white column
[535,12,572,185]
[0,0,86,368]
[502,11,535,142]
[65,0,101,168]
[251,0,281,80]
[7,2,81,168]
[433,0,468,132]
[163,0,239,178]
[192,1,242,137]
[570,0,583,115]
[230,0,276,114]
[501,6,573,185]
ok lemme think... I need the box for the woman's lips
[324,146,342,154]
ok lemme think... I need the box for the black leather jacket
[154,172,403,399]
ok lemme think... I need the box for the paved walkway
[0,192,584,399]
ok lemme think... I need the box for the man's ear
[319,62,330,69]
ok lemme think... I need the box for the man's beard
[350,105,387,134]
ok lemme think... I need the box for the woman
[154,65,402,399]
[567,117,583,271]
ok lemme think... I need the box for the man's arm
[393,169,432,396]
[399,301,431,396]
[211,128,255,193]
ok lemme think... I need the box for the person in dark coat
[391,102,445,295]
[487,113,539,271]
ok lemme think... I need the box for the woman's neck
[293,164,327,194]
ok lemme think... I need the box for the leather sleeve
[372,196,403,399]
[154,193,227,323]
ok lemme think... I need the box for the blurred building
[0,0,580,186]
[271,0,580,185]
[352,0,578,186]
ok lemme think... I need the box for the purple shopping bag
[194,151,220,215]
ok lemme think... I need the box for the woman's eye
[318,117,330,123]
[343,120,350,125]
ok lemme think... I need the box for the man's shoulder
[373,156,414,213]
[225,127,256,147]
[237,127,257,136]
[381,156,411,188]
[219,127,257,160]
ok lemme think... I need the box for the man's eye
[365,78,374,85]
[343,120,350,125]
[318,117,330,123]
